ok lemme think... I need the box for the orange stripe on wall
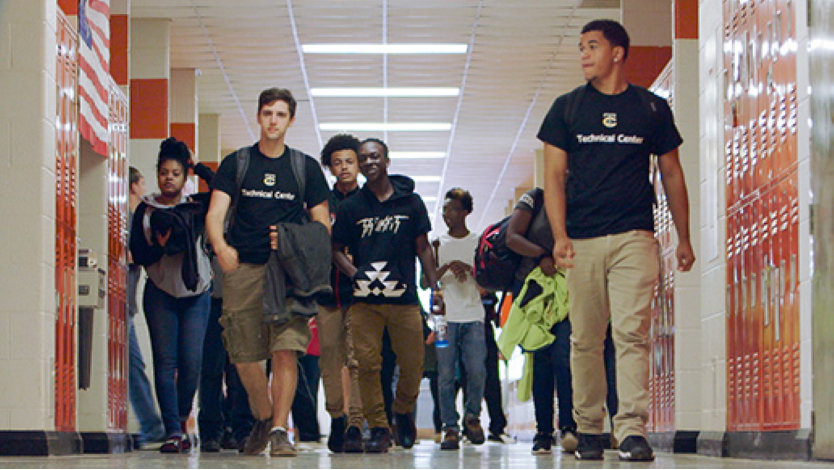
[170,123,196,151]
[58,0,77,16]
[675,0,698,39]
[110,15,129,86]
[130,79,168,139]
[197,161,219,193]
[624,46,672,89]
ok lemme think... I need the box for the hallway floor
[0,439,831,469]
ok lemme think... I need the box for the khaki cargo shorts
[219,262,311,364]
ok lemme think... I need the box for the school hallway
[0,439,830,469]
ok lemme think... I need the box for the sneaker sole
[618,450,655,461]
[270,449,298,457]
[574,450,604,460]
[531,448,552,455]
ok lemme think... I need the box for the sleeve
[209,152,239,197]
[411,195,432,236]
[536,94,571,151]
[129,203,164,267]
[304,155,330,208]
[331,202,353,246]
[193,162,215,184]
[651,98,684,156]
[513,188,542,213]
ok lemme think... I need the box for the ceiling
[132,0,620,234]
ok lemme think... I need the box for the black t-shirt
[537,83,683,239]
[319,184,360,308]
[332,175,431,306]
[211,143,329,264]
[514,188,553,281]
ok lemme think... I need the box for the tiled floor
[0,439,831,469]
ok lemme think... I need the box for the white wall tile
[7,311,49,360]
[0,359,50,429]
[130,19,170,80]
[677,410,701,430]
[9,406,50,431]
[0,314,9,359]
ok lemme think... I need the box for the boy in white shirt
[435,188,487,450]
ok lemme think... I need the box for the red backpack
[473,216,521,292]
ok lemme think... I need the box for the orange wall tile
[675,0,698,39]
[110,15,129,86]
[624,46,673,88]
[170,123,196,151]
[58,0,77,16]
[130,79,168,139]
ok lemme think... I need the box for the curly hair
[321,133,360,167]
[157,137,190,171]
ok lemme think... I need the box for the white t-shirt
[437,232,484,323]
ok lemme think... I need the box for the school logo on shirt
[263,173,276,186]
[602,112,617,128]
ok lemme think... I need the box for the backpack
[225,145,308,236]
[473,215,521,292]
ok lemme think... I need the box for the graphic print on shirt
[354,261,406,298]
[357,214,410,238]
[602,112,617,128]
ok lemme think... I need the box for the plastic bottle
[431,291,449,348]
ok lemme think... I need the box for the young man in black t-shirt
[538,20,695,461]
[331,138,441,453]
[205,88,331,457]
[316,134,365,453]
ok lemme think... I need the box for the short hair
[581,19,630,61]
[321,134,360,167]
[157,137,190,172]
[445,187,473,213]
[129,166,143,186]
[359,138,389,159]
[258,87,297,118]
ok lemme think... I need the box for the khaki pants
[348,302,424,429]
[317,304,363,426]
[566,230,659,441]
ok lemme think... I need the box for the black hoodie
[332,175,431,306]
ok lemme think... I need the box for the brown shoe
[463,416,485,445]
[440,429,459,450]
[242,417,272,455]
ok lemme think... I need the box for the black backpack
[473,215,521,292]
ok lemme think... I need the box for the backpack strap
[288,147,310,222]
[224,146,251,236]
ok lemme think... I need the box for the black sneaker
[242,417,273,455]
[531,432,553,454]
[364,427,391,453]
[200,438,221,452]
[343,425,364,453]
[618,435,655,461]
[394,413,416,449]
[575,433,604,460]
[327,414,347,453]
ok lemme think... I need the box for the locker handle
[762,266,769,326]
[741,273,747,317]
[751,272,757,310]
[775,262,783,342]
[790,253,797,303]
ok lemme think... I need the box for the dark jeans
[532,319,575,435]
[198,297,253,442]
[143,280,211,437]
[426,371,442,433]
[291,354,321,441]
[484,319,507,436]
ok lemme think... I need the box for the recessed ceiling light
[311,87,459,97]
[389,151,446,159]
[302,44,467,54]
[412,176,442,183]
[319,123,452,132]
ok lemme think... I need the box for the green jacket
[497,267,569,401]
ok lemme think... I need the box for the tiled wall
[0,0,60,430]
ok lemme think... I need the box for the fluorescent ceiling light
[311,87,459,98]
[412,176,442,183]
[302,43,467,54]
[319,122,452,132]
[422,196,438,202]
[389,151,446,159]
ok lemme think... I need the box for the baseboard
[697,429,812,460]
[80,432,133,454]
[647,430,699,453]
[0,430,82,456]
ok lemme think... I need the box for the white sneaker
[487,433,516,444]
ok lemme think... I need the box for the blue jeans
[437,321,487,431]
[143,280,211,437]
[128,315,164,443]
[198,297,253,442]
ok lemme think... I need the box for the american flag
[78,0,110,155]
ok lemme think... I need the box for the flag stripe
[78,0,110,155]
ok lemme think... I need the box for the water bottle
[431,291,449,348]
